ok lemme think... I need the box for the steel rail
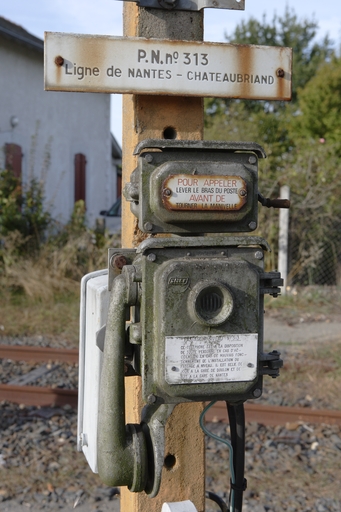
[0,383,78,407]
[206,402,341,426]
[0,344,79,363]
[1,345,341,425]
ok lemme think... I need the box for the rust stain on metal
[45,33,292,101]
[54,55,64,66]
[112,254,128,270]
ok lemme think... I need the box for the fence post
[278,185,290,293]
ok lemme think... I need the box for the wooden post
[121,3,205,512]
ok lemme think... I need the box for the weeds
[0,173,120,342]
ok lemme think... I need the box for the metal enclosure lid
[133,139,267,158]
[78,269,109,473]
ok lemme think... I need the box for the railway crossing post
[45,4,292,511]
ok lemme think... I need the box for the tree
[224,7,333,103]
[293,57,341,146]
[205,7,334,170]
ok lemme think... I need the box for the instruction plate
[162,174,247,211]
[45,33,292,100]
[165,333,258,384]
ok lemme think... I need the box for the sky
[1,0,341,145]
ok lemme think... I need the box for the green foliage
[224,7,333,103]
[205,6,334,163]
[282,141,341,284]
[293,57,341,147]
[0,169,51,253]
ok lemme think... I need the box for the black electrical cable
[205,491,228,512]
[226,402,246,512]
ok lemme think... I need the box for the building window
[5,143,22,179]
[74,153,86,203]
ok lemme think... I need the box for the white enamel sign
[165,333,258,384]
[162,174,247,211]
[45,33,292,100]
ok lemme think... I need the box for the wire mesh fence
[288,225,341,286]
[258,196,341,289]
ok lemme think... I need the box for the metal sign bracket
[117,0,245,12]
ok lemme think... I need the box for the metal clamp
[259,350,283,379]
[260,271,283,297]
[117,0,244,11]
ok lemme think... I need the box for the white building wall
[0,37,114,227]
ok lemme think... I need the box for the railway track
[1,343,341,426]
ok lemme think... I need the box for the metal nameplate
[162,174,247,211]
[45,33,292,101]
[165,333,258,384]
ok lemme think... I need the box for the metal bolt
[144,222,153,231]
[239,189,247,197]
[111,254,127,270]
[171,366,179,372]
[147,253,156,262]
[247,363,254,368]
[253,388,262,398]
[276,68,285,78]
[248,221,257,230]
[248,155,257,164]
[145,154,153,163]
[254,251,263,260]
[147,394,157,404]
[164,188,172,196]
[54,55,64,67]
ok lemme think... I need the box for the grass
[0,289,80,346]
[0,228,120,346]
[264,285,341,321]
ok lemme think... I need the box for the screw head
[239,189,247,197]
[253,388,262,398]
[163,188,172,196]
[145,154,153,163]
[254,251,263,260]
[54,55,64,67]
[248,155,257,164]
[147,394,157,404]
[111,254,127,270]
[248,221,257,230]
[147,253,156,262]
[144,222,153,232]
[276,68,285,78]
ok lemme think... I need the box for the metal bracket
[108,248,137,291]
[259,350,283,379]
[260,271,283,297]
[117,0,244,12]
